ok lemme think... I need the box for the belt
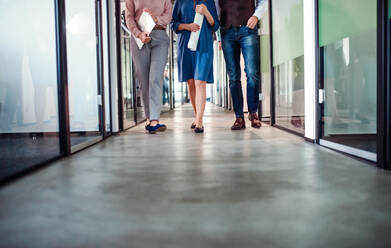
[154,26,166,30]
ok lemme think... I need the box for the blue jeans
[221,26,260,118]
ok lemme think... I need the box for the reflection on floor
[1,104,391,248]
[0,134,60,181]
[323,134,377,153]
[276,116,305,134]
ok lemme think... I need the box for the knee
[227,68,241,82]
[245,69,260,85]
[229,80,241,89]
[187,79,195,87]
[195,80,206,88]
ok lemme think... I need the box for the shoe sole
[231,126,246,131]
[157,126,167,132]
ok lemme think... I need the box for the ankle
[150,120,159,126]
[196,121,203,127]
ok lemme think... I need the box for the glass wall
[162,29,173,111]
[172,32,186,106]
[319,0,377,160]
[0,0,60,180]
[272,0,305,134]
[260,4,271,122]
[212,41,228,108]
[121,24,136,129]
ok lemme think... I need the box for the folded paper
[133,11,156,49]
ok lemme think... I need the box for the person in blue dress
[171,0,219,133]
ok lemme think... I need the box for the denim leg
[221,28,244,118]
[240,27,260,114]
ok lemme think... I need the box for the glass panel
[389,0,391,19]
[275,56,305,133]
[121,27,136,129]
[272,0,305,133]
[319,0,377,47]
[161,29,172,112]
[260,5,271,120]
[102,0,111,132]
[0,0,60,180]
[66,0,102,147]
[320,0,377,155]
[272,0,304,67]
[173,32,186,105]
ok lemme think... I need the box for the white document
[187,13,204,51]
[133,11,156,49]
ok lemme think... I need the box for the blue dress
[171,0,220,83]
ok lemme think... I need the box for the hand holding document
[187,13,204,51]
[134,11,156,49]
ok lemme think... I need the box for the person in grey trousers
[125,0,172,134]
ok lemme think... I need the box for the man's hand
[247,16,259,29]
[138,32,151,44]
[187,23,201,32]
[144,8,158,23]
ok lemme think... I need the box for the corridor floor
[1,104,391,248]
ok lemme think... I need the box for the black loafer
[191,122,196,129]
[194,127,204,133]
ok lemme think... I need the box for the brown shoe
[231,117,246,130]
[249,113,262,128]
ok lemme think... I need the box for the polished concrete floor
[1,104,391,248]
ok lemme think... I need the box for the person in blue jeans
[171,0,219,133]
[215,0,267,130]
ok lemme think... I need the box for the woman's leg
[187,79,196,115]
[195,80,207,128]
[149,30,169,126]
[131,40,151,123]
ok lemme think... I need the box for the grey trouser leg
[131,30,169,121]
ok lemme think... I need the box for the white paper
[187,13,204,51]
[133,11,156,49]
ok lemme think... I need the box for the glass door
[272,0,305,134]
[66,0,105,152]
[120,24,136,129]
[172,31,186,106]
[318,0,377,161]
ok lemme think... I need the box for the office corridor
[1,104,391,248]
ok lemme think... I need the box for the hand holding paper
[187,13,204,51]
[134,11,156,49]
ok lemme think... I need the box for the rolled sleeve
[156,0,173,26]
[253,0,268,20]
[171,0,183,34]
[125,0,141,37]
[207,1,220,32]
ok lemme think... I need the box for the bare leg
[195,80,207,128]
[187,79,196,115]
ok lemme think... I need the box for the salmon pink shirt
[125,0,173,38]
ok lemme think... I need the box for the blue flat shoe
[155,124,167,132]
[146,124,167,134]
